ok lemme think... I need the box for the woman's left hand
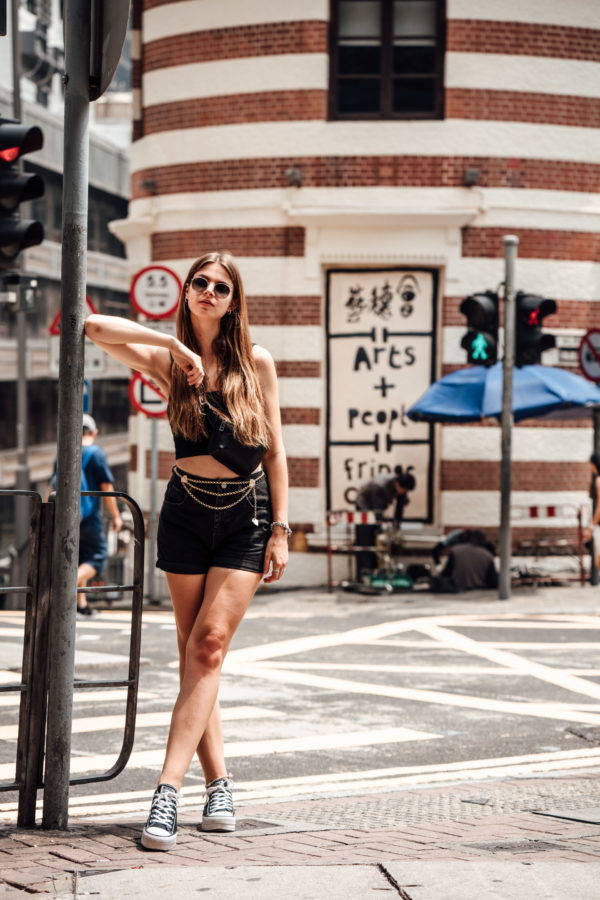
[263,533,289,583]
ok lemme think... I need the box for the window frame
[328,0,446,121]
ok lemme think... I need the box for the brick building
[115,0,600,586]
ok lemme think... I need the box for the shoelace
[205,781,233,815]
[148,789,178,830]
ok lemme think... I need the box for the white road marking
[486,642,600,649]
[261,662,528,675]
[0,689,157,709]
[417,621,600,701]
[2,746,600,821]
[229,663,600,725]
[0,727,440,781]
[0,705,284,739]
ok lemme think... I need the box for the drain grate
[464,840,563,853]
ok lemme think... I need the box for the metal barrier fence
[325,509,382,592]
[511,502,586,586]
[323,504,589,591]
[0,489,145,827]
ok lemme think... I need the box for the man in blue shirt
[51,414,122,618]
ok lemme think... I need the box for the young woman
[85,251,289,851]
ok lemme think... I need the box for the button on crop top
[172,392,228,459]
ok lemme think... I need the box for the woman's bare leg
[159,567,261,790]
[169,573,232,783]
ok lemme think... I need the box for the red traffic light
[515,292,557,366]
[0,122,43,161]
[0,119,45,269]
[0,147,19,163]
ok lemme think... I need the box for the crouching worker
[431,529,498,593]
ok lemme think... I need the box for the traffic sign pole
[128,373,167,605]
[499,235,518,601]
[44,0,90,831]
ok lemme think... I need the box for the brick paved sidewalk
[1,776,600,896]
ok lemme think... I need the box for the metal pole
[10,0,21,121]
[499,235,519,600]
[147,417,158,602]
[8,0,26,610]
[13,290,30,600]
[42,0,90,830]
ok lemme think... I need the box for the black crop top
[172,392,228,459]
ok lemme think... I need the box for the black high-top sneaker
[141,783,179,850]
[201,776,235,832]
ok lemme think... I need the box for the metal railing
[0,489,145,827]
[511,502,586,586]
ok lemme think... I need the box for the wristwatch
[270,521,292,536]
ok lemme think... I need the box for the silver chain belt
[173,466,264,526]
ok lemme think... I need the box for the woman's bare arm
[85,314,204,393]
[254,346,289,582]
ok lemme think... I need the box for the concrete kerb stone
[383,860,600,900]
[54,864,404,899]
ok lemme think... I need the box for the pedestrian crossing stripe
[0,726,441,781]
[0,705,285,739]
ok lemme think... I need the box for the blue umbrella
[407,362,600,423]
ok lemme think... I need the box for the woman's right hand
[170,340,205,387]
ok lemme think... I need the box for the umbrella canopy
[407,362,600,424]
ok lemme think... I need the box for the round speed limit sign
[130,265,182,319]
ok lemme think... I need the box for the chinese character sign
[326,269,436,521]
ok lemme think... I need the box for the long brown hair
[168,251,270,447]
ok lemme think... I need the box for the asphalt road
[1,584,600,823]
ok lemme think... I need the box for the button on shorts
[156,468,272,575]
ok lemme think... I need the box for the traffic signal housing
[0,119,44,270]
[515,292,556,366]
[460,290,499,366]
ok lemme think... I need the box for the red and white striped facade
[116,0,600,584]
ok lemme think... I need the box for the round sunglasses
[189,275,232,300]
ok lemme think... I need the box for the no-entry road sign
[579,330,600,382]
[129,373,168,418]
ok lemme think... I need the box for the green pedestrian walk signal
[471,332,490,361]
[460,290,499,367]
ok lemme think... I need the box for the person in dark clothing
[354,468,416,581]
[588,452,600,572]
[431,530,498,593]
[49,414,122,618]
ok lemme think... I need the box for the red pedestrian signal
[515,292,556,366]
[0,119,45,269]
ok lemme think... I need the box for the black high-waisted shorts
[156,467,272,575]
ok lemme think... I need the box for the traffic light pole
[499,236,519,600]
[42,1,91,830]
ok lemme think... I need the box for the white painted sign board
[326,269,436,522]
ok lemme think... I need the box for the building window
[329,0,445,119]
